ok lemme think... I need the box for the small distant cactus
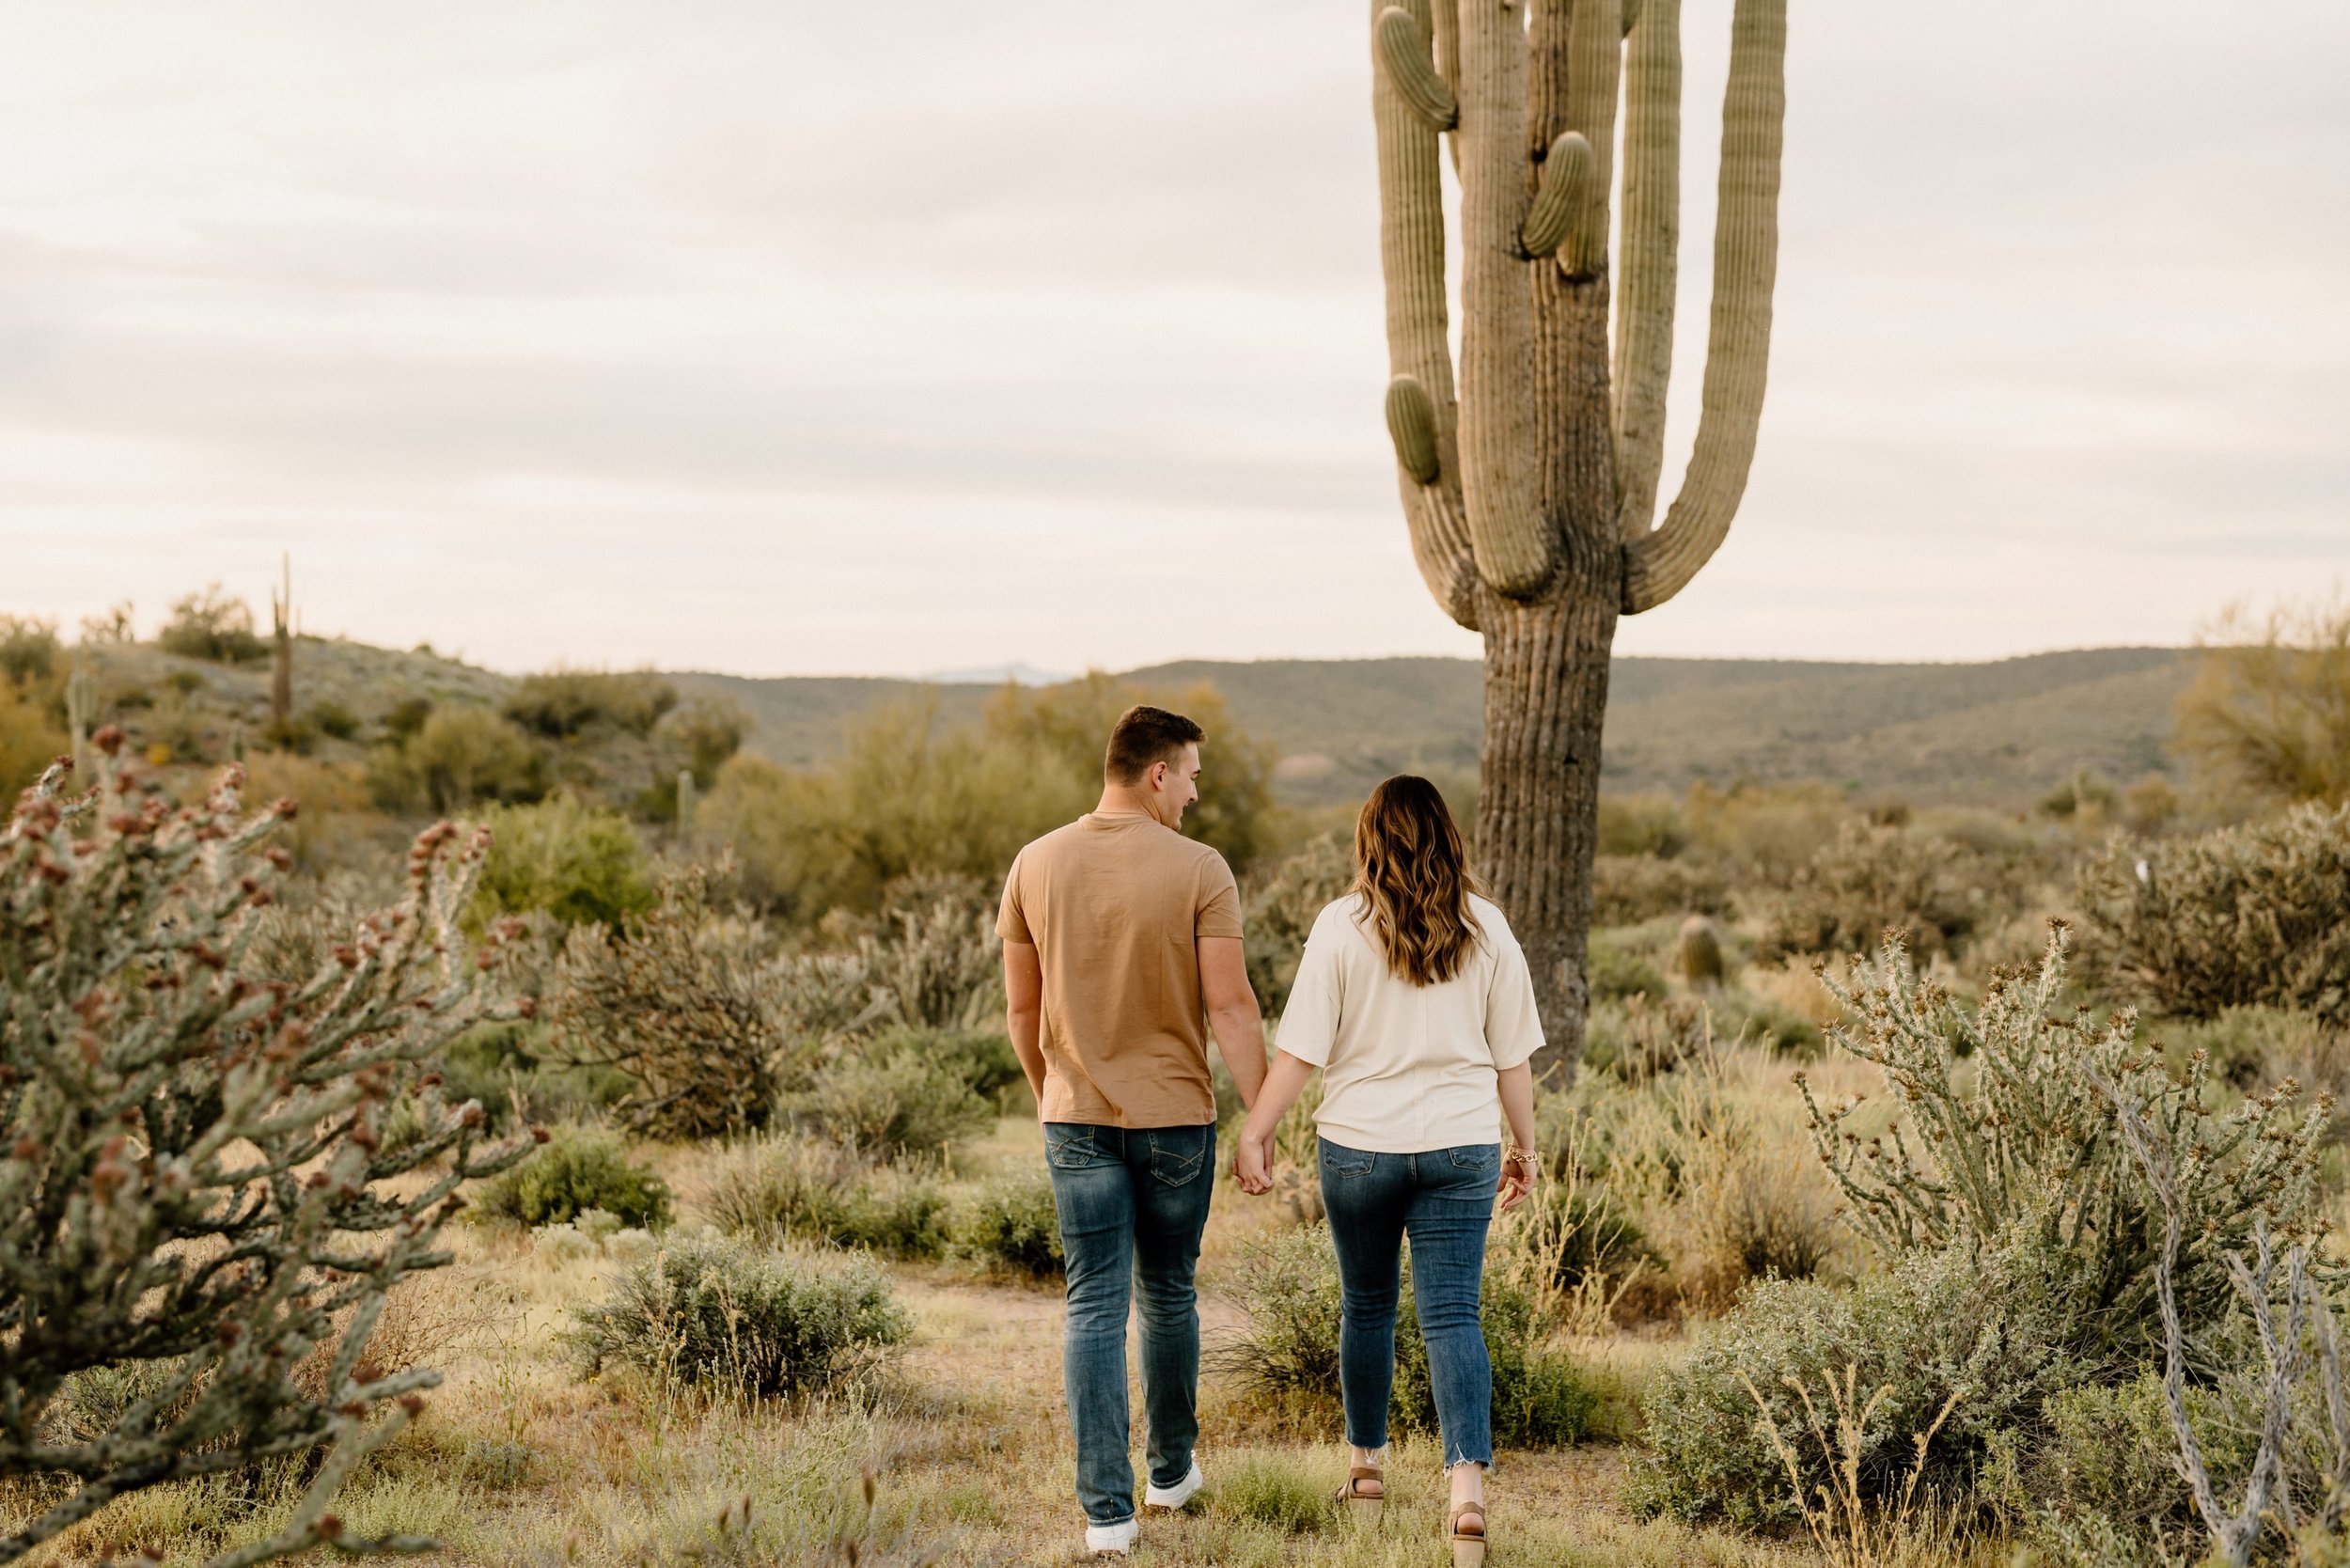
[269,553,295,735]
[0,737,538,1563]
[1676,915,1725,985]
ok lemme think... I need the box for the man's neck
[1095,786,1162,825]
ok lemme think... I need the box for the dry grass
[8,1115,1877,1568]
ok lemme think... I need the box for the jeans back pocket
[1145,1127,1211,1186]
[1046,1124,1118,1170]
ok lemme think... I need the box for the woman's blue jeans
[1317,1136,1497,1469]
[1044,1121,1217,1527]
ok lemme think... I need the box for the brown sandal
[1447,1500,1486,1567]
[1334,1465,1383,1526]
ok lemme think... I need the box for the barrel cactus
[0,734,539,1563]
[1367,0,1789,1067]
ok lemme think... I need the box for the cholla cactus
[1367,0,1788,1065]
[0,733,538,1564]
[1799,928,2327,1362]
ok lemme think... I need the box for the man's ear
[1146,759,1168,792]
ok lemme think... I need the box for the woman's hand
[1234,1132,1273,1196]
[1497,1148,1537,1211]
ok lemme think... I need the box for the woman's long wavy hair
[1352,775,1483,986]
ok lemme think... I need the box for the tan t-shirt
[995,812,1245,1128]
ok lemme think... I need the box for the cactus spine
[1366,0,1790,1067]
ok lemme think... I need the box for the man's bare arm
[1198,935,1268,1111]
[1003,940,1047,1113]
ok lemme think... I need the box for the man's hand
[1234,1131,1273,1196]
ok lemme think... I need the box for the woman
[1234,776,1541,1567]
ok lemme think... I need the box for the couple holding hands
[999,705,1543,1563]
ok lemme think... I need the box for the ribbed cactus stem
[1612,0,1682,541]
[1453,0,1554,597]
[1561,0,1622,278]
[1622,0,1645,36]
[1371,0,1479,627]
[1374,7,1458,131]
[1622,0,1786,614]
[1386,376,1442,483]
[65,660,94,779]
[677,768,697,838]
[1521,132,1592,259]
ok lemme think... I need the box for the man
[998,704,1269,1558]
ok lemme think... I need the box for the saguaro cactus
[1368,0,1788,1067]
[269,553,294,737]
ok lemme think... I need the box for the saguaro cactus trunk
[1368,0,1789,1071]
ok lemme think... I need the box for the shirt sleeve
[1195,854,1244,940]
[1272,909,1343,1067]
[995,852,1032,945]
[1483,916,1544,1072]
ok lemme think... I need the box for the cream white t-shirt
[1275,892,1544,1153]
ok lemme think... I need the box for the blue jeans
[1318,1137,1497,1468]
[1044,1121,1217,1527]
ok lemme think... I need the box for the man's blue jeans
[1044,1121,1217,1527]
[1317,1136,1498,1469]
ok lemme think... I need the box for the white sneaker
[1144,1458,1206,1513]
[1085,1518,1138,1556]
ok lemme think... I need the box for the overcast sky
[0,1,2342,676]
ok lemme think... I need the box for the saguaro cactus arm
[1371,0,1479,627]
[1452,0,1556,597]
[1559,0,1622,280]
[1521,132,1592,260]
[1612,0,1682,541]
[1375,7,1458,131]
[1621,0,1787,614]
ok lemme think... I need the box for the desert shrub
[0,751,537,1563]
[470,1124,671,1231]
[1587,935,1668,1002]
[2076,804,2350,1024]
[156,583,266,663]
[504,667,679,739]
[958,1169,1064,1280]
[1212,1451,1328,1535]
[307,698,360,740]
[542,868,788,1138]
[1708,987,1825,1058]
[1582,994,1708,1080]
[367,704,547,812]
[854,876,1005,1031]
[1684,779,1854,882]
[704,1134,948,1259]
[2161,1004,2349,1098]
[568,1236,910,1399]
[470,794,657,928]
[1630,1238,2076,1529]
[1803,931,2325,1366]
[239,752,387,873]
[1215,1225,1596,1447]
[2173,591,2350,807]
[1590,854,1730,926]
[662,695,750,787]
[1597,793,1690,858]
[1244,834,1354,1014]
[0,615,58,687]
[1755,822,1987,964]
[0,685,68,796]
[781,1027,993,1158]
[384,695,433,738]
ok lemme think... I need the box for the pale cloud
[0,0,2342,675]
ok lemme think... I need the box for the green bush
[1629,1238,2076,1529]
[784,1027,993,1158]
[156,584,266,663]
[568,1236,910,1398]
[957,1169,1064,1280]
[307,699,360,740]
[504,667,679,739]
[471,1124,671,1231]
[704,1134,948,1259]
[1244,835,1354,1015]
[471,794,656,928]
[2076,803,2350,1024]
[0,614,59,687]
[544,868,787,1138]
[1587,937,1668,1003]
[1590,854,1729,927]
[1755,821,1990,964]
[1394,1270,1599,1448]
[367,705,546,812]
[1597,793,1690,858]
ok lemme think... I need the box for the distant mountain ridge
[678,647,2195,808]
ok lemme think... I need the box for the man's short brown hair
[1104,705,1204,785]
